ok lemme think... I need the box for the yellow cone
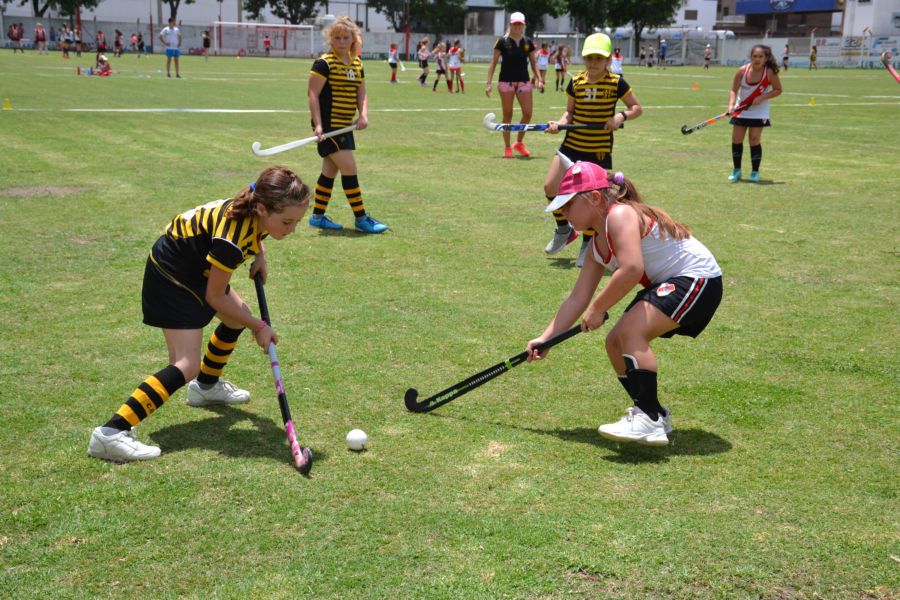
[809,97,816,106]
[2,98,11,110]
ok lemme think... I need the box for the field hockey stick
[881,51,900,83]
[681,99,753,135]
[482,112,609,133]
[251,122,357,157]
[399,61,406,71]
[404,317,605,414]
[254,273,313,475]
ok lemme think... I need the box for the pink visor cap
[509,12,526,24]
[546,161,611,212]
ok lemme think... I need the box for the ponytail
[227,166,310,219]
[604,173,691,240]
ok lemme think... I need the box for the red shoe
[512,142,531,157]
[503,147,513,159]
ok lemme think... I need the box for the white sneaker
[544,226,578,255]
[575,238,591,268]
[186,379,250,407]
[88,427,161,462]
[598,407,669,446]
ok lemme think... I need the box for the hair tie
[249,182,256,192]
[613,172,625,186]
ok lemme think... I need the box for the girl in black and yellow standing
[307,16,387,234]
[88,166,310,462]
[543,33,642,267]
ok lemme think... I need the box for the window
[684,9,698,20]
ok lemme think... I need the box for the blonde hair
[324,16,362,55]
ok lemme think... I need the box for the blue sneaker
[748,171,761,183]
[309,214,343,230]
[355,215,388,234]
[728,168,742,183]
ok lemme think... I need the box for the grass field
[1,51,898,599]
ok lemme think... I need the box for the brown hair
[602,175,691,240]
[751,44,780,74]
[228,166,310,219]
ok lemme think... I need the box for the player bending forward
[527,162,723,446]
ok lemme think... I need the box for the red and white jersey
[388,48,399,64]
[736,64,772,120]
[536,48,550,70]
[592,205,721,286]
[448,46,462,69]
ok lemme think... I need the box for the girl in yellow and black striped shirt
[88,166,310,463]
[542,33,642,268]
[308,16,387,234]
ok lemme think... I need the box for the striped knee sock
[104,365,186,431]
[313,173,335,216]
[342,174,366,219]
[547,195,569,230]
[196,323,243,387]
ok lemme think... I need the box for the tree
[161,0,196,22]
[493,0,566,37]
[243,0,321,25]
[366,0,405,32]
[5,0,103,17]
[611,0,681,56]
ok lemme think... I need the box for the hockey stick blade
[881,51,900,83]
[252,123,357,156]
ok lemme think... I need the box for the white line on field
[8,101,898,115]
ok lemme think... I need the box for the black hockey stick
[404,317,604,414]
[254,273,313,475]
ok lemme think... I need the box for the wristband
[619,111,627,121]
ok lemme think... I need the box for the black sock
[732,143,743,169]
[750,144,762,171]
[626,369,662,422]
[618,375,632,399]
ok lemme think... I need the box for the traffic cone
[2,98,11,110]
[692,82,699,91]
[809,97,816,106]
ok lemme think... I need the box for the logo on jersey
[656,283,676,297]
[346,69,356,81]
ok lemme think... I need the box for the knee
[605,330,622,357]
[174,359,200,381]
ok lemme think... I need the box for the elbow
[630,104,643,119]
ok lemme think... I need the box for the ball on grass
[346,428,368,451]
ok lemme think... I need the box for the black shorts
[316,130,356,158]
[558,145,612,169]
[389,63,397,70]
[419,60,428,68]
[626,276,723,338]
[436,68,446,75]
[142,255,226,329]
[729,117,771,128]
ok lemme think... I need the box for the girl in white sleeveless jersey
[526,162,723,447]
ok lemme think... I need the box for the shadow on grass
[150,405,328,468]
[430,413,731,464]
[546,257,577,269]
[309,227,367,238]
[521,425,732,464]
